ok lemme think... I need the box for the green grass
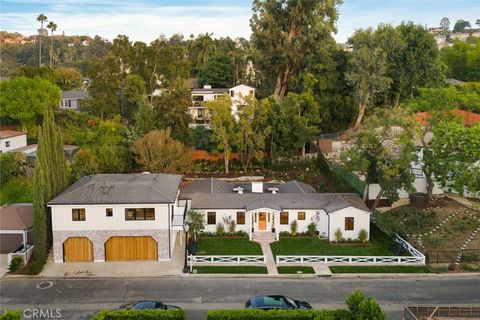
[0,177,33,205]
[277,266,315,274]
[271,225,395,257]
[196,238,263,255]
[329,265,431,273]
[193,266,268,274]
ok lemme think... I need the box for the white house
[189,84,255,127]
[47,173,185,263]
[0,130,27,153]
[180,178,372,241]
[59,90,90,111]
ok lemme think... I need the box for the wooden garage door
[63,237,93,262]
[105,236,157,261]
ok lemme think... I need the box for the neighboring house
[0,130,27,153]
[189,84,256,127]
[7,144,79,162]
[59,90,90,111]
[0,203,33,254]
[180,178,372,241]
[47,173,185,263]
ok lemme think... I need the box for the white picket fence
[188,255,266,265]
[276,234,426,265]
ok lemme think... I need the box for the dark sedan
[245,295,312,310]
[119,300,181,310]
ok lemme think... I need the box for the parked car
[245,295,312,310]
[119,300,180,310]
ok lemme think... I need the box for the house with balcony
[180,178,372,241]
[189,84,255,127]
[47,173,185,263]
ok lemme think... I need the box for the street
[1,276,479,319]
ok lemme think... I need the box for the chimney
[203,85,212,89]
[251,181,263,193]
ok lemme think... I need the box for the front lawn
[196,237,263,255]
[270,225,395,257]
[277,266,315,274]
[193,266,268,274]
[329,265,431,273]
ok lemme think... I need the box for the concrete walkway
[252,232,278,275]
[38,232,185,278]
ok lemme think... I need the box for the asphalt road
[1,276,479,320]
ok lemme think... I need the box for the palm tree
[37,14,48,67]
[47,21,57,67]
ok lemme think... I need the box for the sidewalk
[252,232,278,275]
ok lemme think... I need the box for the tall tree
[132,129,192,173]
[36,14,48,67]
[122,74,146,123]
[345,29,392,129]
[250,0,342,99]
[198,55,235,88]
[341,108,416,210]
[56,67,83,90]
[453,19,471,32]
[440,40,480,82]
[440,17,450,35]
[206,95,237,173]
[47,21,57,67]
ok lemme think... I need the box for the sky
[0,0,479,43]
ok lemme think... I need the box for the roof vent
[268,187,279,194]
[233,187,243,194]
[141,171,151,175]
[252,181,263,193]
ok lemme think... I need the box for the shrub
[279,231,291,237]
[228,221,236,234]
[25,259,45,275]
[346,290,386,320]
[92,309,186,320]
[307,222,317,236]
[216,223,225,236]
[206,309,347,320]
[7,257,23,273]
[358,229,368,243]
[334,228,343,242]
[290,220,298,236]
[0,310,21,320]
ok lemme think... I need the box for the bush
[92,309,186,320]
[358,229,368,244]
[0,177,33,205]
[290,220,298,236]
[216,223,225,236]
[228,221,236,234]
[0,310,21,320]
[25,259,45,275]
[206,309,347,320]
[346,290,386,320]
[334,228,343,242]
[7,257,23,273]
[307,222,317,236]
[199,231,248,238]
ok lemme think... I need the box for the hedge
[91,309,186,320]
[206,309,350,320]
[0,310,21,320]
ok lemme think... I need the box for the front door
[258,212,267,230]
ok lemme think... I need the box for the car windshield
[155,302,166,309]
[252,296,288,308]
[132,301,156,309]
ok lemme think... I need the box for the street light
[183,223,190,273]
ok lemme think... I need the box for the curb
[331,272,480,279]
[186,273,318,279]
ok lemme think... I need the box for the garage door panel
[105,236,157,261]
[63,237,93,262]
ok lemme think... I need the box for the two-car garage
[63,236,158,262]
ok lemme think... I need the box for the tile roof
[0,130,26,139]
[0,203,33,230]
[48,173,181,205]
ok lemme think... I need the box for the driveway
[39,233,185,277]
[0,254,8,277]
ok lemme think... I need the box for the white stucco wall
[197,209,251,233]
[50,203,171,231]
[275,209,328,237]
[0,134,27,152]
[328,207,371,241]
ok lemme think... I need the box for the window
[72,208,85,221]
[207,212,216,225]
[125,208,155,220]
[5,141,10,148]
[106,208,113,217]
[230,90,234,97]
[192,95,204,102]
[345,217,354,231]
[237,212,245,225]
[298,212,306,220]
[280,212,289,225]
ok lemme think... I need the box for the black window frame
[345,217,354,231]
[298,211,306,220]
[125,208,155,221]
[207,212,216,225]
[236,212,245,225]
[106,208,113,217]
[280,212,289,225]
[72,208,85,221]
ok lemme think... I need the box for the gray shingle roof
[61,90,90,99]
[48,173,181,205]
